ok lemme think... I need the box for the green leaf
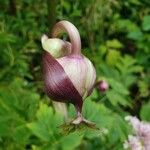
[142,15,150,31]
[122,55,137,67]
[123,75,137,87]
[99,45,107,56]
[116,19,139,32]
[127,30,143,41]
[27,102,63,142]
[140,102,150,121]
[61,1,71,12]
[138,80,149,97]
[108,78,129,95]
[0,78,40,121]
[129,0,141,5]
[0,32,17,44]
[12,125,31,144]
[84,100,113,126]
[60,132,83,150]
[106,49,121,66]
[68,100,129,147]
[68,100,112,136]
[127,65,143,73]
[106,90,130,106]
[89,89,98,100]
[115,55,143,76]
[99,63,120,80]
[106,39,123,49]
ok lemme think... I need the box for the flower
[42,20,96,124]
[124,116,150,150]
[124,135,144,150]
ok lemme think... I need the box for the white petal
[84,57,96,96]
[57,56,96,98]
[41,37,70,58]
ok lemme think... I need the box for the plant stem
[47,0,57,33]
[9,0,17,15]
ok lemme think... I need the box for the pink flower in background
[124,135,143,150]
[98,80,109,92]
[124,116,150,150]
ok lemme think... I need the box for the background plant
[0,0,149,150]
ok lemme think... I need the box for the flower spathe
[42,20,96,124]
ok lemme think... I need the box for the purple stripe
[42,52,83,113]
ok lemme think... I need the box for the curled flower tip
[52,20,81,55]
[98,80,109,92]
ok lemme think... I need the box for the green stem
[47,0,57,33]
[9,0,17,15]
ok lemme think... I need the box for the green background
[0,0,149,149]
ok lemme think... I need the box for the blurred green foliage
[0,0,149,149]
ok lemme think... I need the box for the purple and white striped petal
[57,55,96,98]
[42,52,83,112]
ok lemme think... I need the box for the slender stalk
[71,104,83,124]
[72,104,96,128]
[47,0,57,32]
[9,0,17,15]
[76,105,82,118]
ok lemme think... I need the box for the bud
[98,80,109,92]
[42,20,96,125]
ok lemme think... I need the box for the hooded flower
[42,20,96,120]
